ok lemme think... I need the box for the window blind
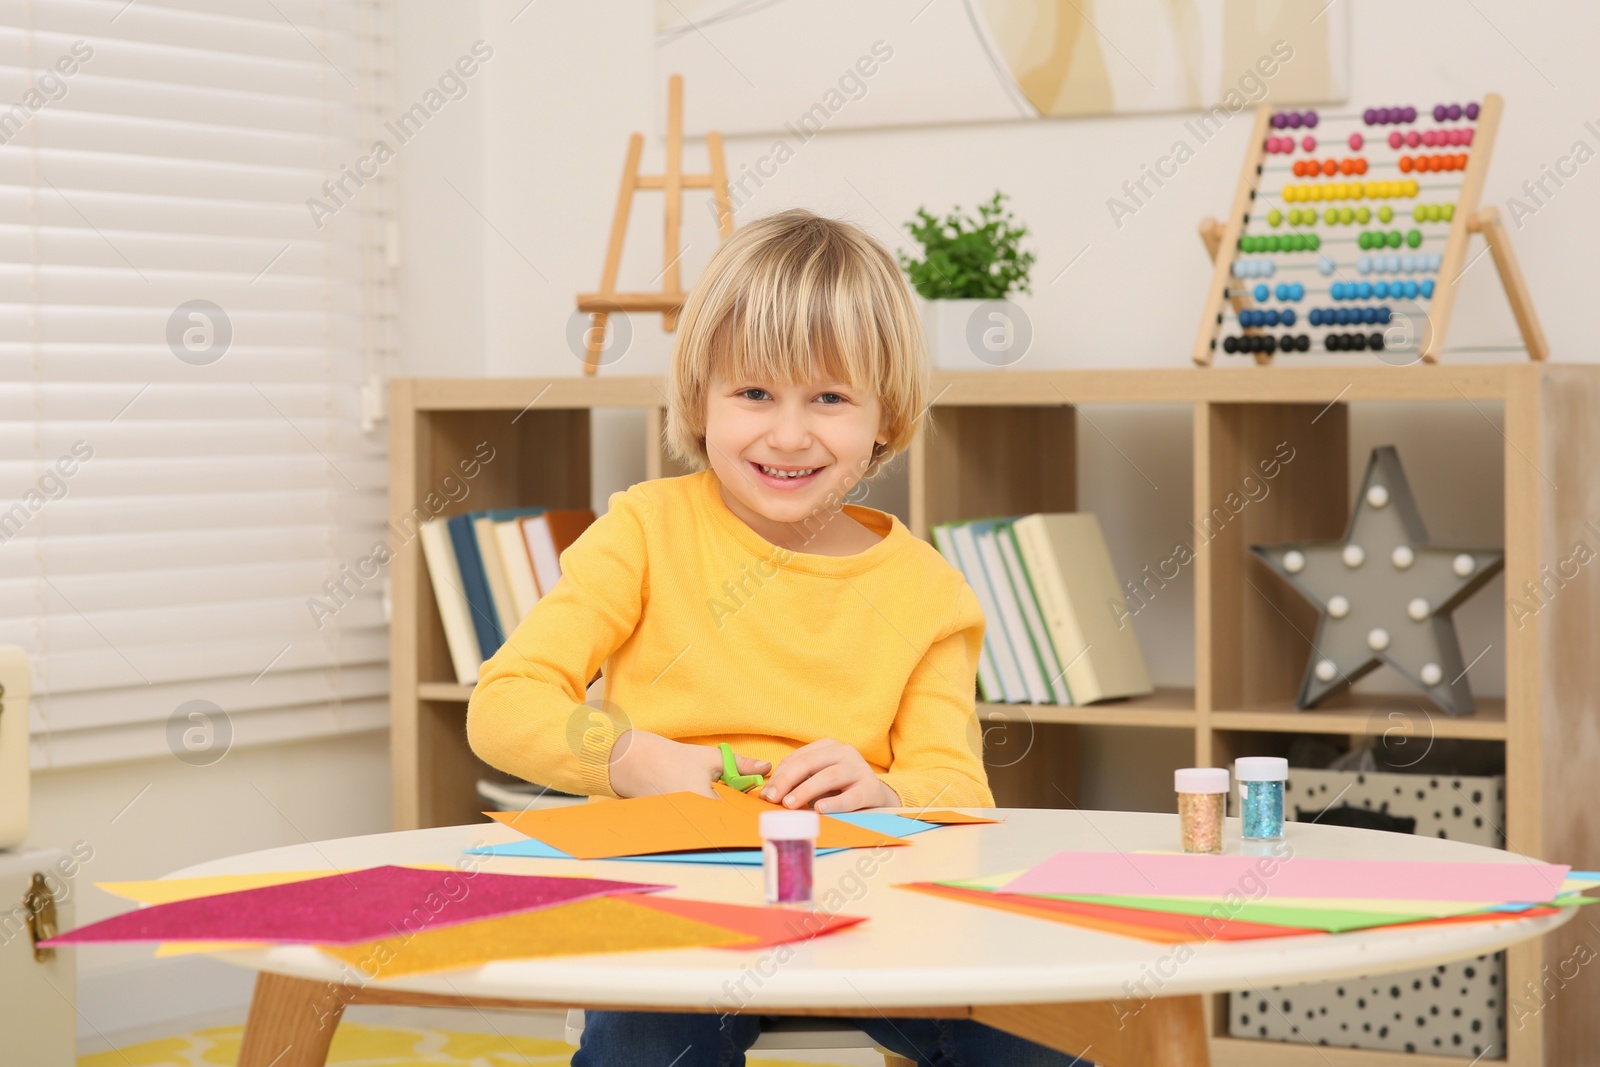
[0,0,396,768]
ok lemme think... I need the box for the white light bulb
[1328,595,1350,618]
[1343,544,1365,568]
[1367,484,1390,508]
[1367,627,1390,651]
[1283,550,1305,574]
[1420,662,1443,686]
[1315,659,1338,682]
[1392,545,1415,569]
[1407,597,1430,621]
[1453,553,1475,577]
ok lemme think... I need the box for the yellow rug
[78,1021,858,1067]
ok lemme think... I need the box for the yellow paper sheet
[316,895,752,978]
[905,810,1001,825]
[155,940,266,956]
[98,864,458,905]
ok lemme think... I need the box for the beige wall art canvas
[657,0,1349,135]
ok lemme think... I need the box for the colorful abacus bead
[1232,258,1276,278]
[1434,102,1479,122]
[1349,132,1363,150]
[1324,332,1386,352]
[1365,107,1414,126]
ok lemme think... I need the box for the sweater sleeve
[465,484,651,797]
[876,582,996,810]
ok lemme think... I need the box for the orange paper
[487,783,906,860]
[901,884,1564,946]
[902,883,1310,943]
[902,883,1212,944]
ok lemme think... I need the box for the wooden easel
[1193,91,1548,366]
[576,74,736,375]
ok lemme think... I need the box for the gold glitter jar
[1175,767,1230,853]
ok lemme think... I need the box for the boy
[467,209,1089,1066]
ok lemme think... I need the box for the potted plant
[898,191,1037,369]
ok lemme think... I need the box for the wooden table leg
[237,972,350,1067]
[971,995,1209,1067]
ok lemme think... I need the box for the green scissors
[717,742,765,792]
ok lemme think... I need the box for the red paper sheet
[41,865,670,947]
[630,894,867,949]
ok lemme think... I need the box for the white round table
[171,808,1570,1067]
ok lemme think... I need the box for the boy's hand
[607,730,770,799]
[760,739,900,813]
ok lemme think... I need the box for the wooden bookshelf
[389,364,1600,1067]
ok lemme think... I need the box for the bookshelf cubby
[389,364,1600,1067]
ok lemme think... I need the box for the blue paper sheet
[465,809,943,865]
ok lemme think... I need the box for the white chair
[564,1008,915,1065]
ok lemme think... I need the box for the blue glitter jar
[1235,756,1288,840]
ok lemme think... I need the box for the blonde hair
[664,208,927,481]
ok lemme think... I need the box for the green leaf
[897,190,1035,299]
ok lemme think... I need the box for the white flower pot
[919,297,1033,370]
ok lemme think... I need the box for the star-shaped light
[1251,446,1503,717]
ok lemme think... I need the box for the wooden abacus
[576,74,736,376]
[1193,91,1548,366]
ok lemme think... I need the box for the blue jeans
[571,1009,1095,1066]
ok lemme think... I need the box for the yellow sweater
[466,468,994,808]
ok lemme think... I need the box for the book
[494,514,543,619]
[949,521,1026,703]
[973,522,1050,704]
[1011,513,1153,704]
[521,509,597,595]
[475,515,522,640]
[930,522,1002,703]
[997,522,1073,705]
[479,507,546,635]
[446,512,504,659]
[419,518,481,685]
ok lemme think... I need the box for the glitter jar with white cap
[1175,767,1229,853]
[760,809,819,905]
[1235,756,1289,840]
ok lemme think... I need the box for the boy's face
[704,369,887,548]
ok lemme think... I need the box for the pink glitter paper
[42,865,672,946]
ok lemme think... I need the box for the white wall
[413,0,1598,381]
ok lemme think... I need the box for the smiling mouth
[751,461,825,484]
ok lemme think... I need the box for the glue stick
[760,810,819,906]
[1175,767,1229,853]
[1235,756,1288,840]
